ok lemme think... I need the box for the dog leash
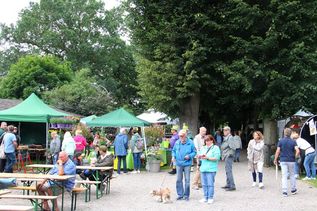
[160,174,167,188]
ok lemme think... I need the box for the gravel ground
[2,151,317,211]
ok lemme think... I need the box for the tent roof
[80,115,97,124]
[293,109,313,117]
[0,93,70,123]
[87,108,150,127]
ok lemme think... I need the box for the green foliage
[0,0,140,112]
[43,68,114,116]
[0,54,72,98]
[144,126,164,147]
[127,0,317,126]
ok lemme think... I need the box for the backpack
[136,139,144,150]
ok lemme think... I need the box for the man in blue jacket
[172,129,196,201]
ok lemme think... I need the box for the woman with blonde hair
[247,131,265,189]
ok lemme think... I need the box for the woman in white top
[61,131,76,160]
[291,130,316,180]
[247,131,265,189]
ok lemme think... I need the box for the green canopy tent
[87,108,150,156]
[80,115,97,125]
[0,93,70,149]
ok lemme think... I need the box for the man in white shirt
[192,127,206,190]
[291,130,316,180]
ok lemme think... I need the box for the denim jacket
[172,138,196,166]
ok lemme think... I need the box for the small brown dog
[150,188,172,203]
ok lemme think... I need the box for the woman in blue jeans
[130,128,143,174]
[199,135,221,204]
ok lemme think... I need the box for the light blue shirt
[199,145,221,173]
[4,133,16,153]
[49,159,76,191]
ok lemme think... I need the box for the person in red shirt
[74,130,87,154]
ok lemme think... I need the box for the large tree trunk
[263,119,277,167]
[179,93,200,136]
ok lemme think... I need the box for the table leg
[61,187,64,211]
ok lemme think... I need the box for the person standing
[192,127,206,190]
[130,128,143,174]
[61,131,76,160]
[172,129,196,201]
[13,127,21,147]
[74,130,87,154]
[168,125,179,175]
[234,130,242,162]
[291,130,316,180]
[221,126,236,191]
[0,122,8,172]
[214,129,223,147]
[274,128,300,196]
[199,135,221,204]
[247,131,265,188]
[3,125,17,173]
[114,128,128,175]
[50,131,61,164]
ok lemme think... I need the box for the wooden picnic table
[0,173,74,211]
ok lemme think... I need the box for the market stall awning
[87,108,150,127]
[80,115,97,124]
[0,93,70,123]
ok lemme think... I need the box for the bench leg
[71,192,78,211]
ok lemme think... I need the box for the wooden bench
[0,205,34,211]
[9,186,37,195]
[75,180,101,202]
[71,187,86,211]
[0,189,11,195]
[0,194,58,211]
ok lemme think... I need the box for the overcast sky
[0,0,121,25]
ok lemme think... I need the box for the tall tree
[0,55,72,99]
[0,0,139,110]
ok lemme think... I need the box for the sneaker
[252,182,257,187]
[259,183,264,189]
[176,196,183,200]
[131,170,137,174]
[207,199,214,204]
[291,189,297,195]
[184,197,189,201]
[302,177,311,181]
[168,169,176,175]
[137,170,141,174]
[199,198,207,203]
[311,177,316,180]
[225,187,236,191]
[283,192,288,197]
[221,186,230,189]
[294,174,299,179]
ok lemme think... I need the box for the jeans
[52,153,59,165]
[234,149,241,161]
[304,152,316,178]
[4,152,16,173]
[133,152,141,170]
[201,172,216,200]
[176,165,191,198]
[0,159,6,172]
[252,171,263,183]
[294,161,299,175]
[280,162,296,193]
[117,155,127,174]
[225,156,235,188]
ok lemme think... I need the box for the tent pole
[142,127,147,158]
[46,122,49,163]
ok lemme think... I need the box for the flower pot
[148,159,161,172]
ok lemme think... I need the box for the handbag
[0,140,6,159]
[198,146,213,166]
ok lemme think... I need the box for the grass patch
[307,179,317,188]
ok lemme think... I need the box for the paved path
[2,152,317,210]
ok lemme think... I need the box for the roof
[0,99,22,111]
[0,93,70,123]
[87,108,150,127]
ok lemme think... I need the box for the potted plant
[146,145,162,172]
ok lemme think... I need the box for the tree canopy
[127,0,317,131]
[0,55,72,99]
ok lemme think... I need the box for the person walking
[291,130,316,180]
[247,131,265,188]
[114,128,128,175]
[168,125,179,175]
[172,129,196,201]
[234,130,242,162]
[199,135,221,204]
[192,127,206,190]
[50,131,61,164]
[214,129,223,147]
[61,131,76,160]
[3,125,17,173]
[221,126,236,191]
[274,128,300,196]
[130,128,143,174]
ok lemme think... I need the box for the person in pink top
[74,130,87,154]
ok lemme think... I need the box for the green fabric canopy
[0,93,69,123]
[87,108,150,127]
